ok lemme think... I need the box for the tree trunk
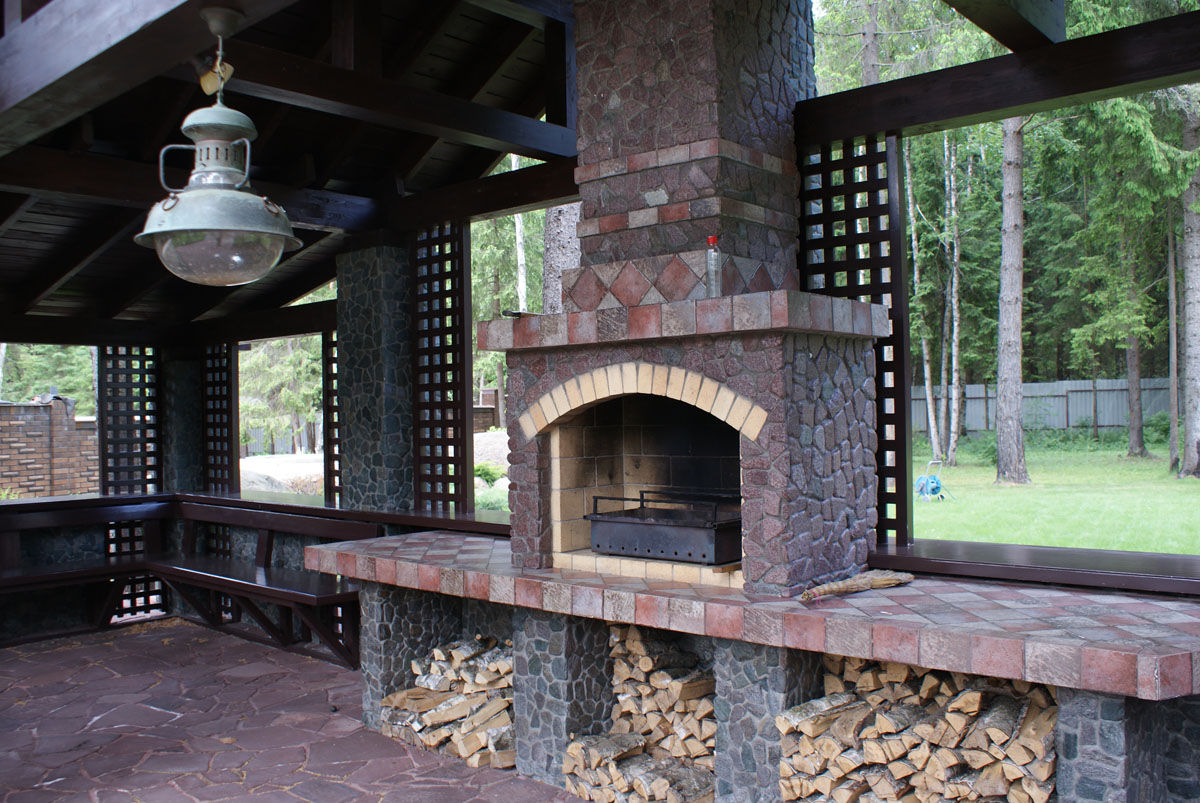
[938,277,951,455]
[1123,241,1148,458]
[860,0,879,86]
[996,116,1030,484]
[510,155,529,311]
[1168,212,1180,471]
[542,202,580,315]
[1182,105,1200,476]
[904,140,942,459]
[946,137,963,466]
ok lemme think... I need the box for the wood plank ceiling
[0,0,577,343]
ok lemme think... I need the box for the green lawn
[912,434,1200,555]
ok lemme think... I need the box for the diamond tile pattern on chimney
[610,262,652,307]
[654,256,702,302]
[568,268,606,312]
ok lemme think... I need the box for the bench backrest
[0,501,172,571]
[175,502,383,569]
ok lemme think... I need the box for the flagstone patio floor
[0,619,582,802]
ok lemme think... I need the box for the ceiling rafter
[0,0,300,157]
[384,0,464,80]
[941,0,1064,52]
[394,21,540,185]
[0,145,379,232]
[215,40,575,160]
[795,10,1200,145]
[0,190,37,238]
[9,210,143,313]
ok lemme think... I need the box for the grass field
[912,432,1200,554]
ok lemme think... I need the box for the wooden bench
[147,502,381,668]
[0,498,381,668]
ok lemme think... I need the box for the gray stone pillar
[159,345,205,494]
[512,609,614,784]
[358,583,461,729]
[335,243,414,512]
[1057,688,1200,802]
[713,641,821,803]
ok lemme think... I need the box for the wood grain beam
[331,0,380,74]
[0,0,299,157]
[795,11,1200,145]
[9,210,143,313]
[463,0,572,28]
[394,22,539,185]
[177,300,336,345]
[219,40,576,160]
[385,0,462,79]
[0,146,380,232]
[942,0,1064,51]
[0,313,166,345]
[390,157,577,228]
[0,190,37,238]
[91,262,170,319]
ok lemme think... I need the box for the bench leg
[293,604,358,670]
[161,580,225,628]
[230,595,293,648]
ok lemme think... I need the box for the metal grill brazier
[585,490,741,565]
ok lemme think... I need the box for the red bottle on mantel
[705,235,721,298]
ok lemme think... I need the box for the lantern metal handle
[156,138,253,192]
[158,144,195,193]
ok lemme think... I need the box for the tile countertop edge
[305,538,1200,702]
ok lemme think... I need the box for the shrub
[474,461,507,485]
[475,483,510,511]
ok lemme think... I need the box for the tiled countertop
[306,532,1200,701]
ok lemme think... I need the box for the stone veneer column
[159,345,205,494]
[1056,689,1200,801]
[358,583,461,730]
[512,609,614,784]
[335,244,414,511]
[712,640,820,803]
[567,0,813,311]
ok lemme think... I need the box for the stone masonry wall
[567,0,814,311]
[0,400,98,497]
[505,331,876,595]
[336,245,414,513]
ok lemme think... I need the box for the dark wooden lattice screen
[799,134,913,547]
[323,329,341,507]
[412,221,473,512]
[203,342,239,498]
[98,345,166,619]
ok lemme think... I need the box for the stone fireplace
[480,291,887,596]
[478,0,890,596]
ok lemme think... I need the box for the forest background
[1,0,1198,486]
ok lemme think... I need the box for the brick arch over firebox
[516,360,768,443]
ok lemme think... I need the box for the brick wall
[0,399,99,497]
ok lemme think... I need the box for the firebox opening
[551,394,743,581]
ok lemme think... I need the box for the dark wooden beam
[390,157,577,228]
[0,146,380,232]
[177,300,336,345]
[140,84,199,162]
[384,0,462,79]
[0,0,299,157]
[91,261,169,319]
[544,18,577,129]
[464,0,572,28]
[219,41,576,160]
[394,22,540,185]
[0,190,37,237]
[331,0,380,74]
[942,0,1064,51]
[795,11,1200,145]
[201,259,338,320]
[9,210,143,313]
[0,313,166,345]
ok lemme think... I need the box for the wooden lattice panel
[203,343,239,495]
[799,134,913,547]
[411,221,473,512]
[98,345,161,495]
[98,345,165,620]
[323,329,341,507]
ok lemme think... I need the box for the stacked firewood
[379,634,517,769]
[562,625,716,802]
[777,655,1057,803]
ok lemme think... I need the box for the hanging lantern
[134,8,301,286]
